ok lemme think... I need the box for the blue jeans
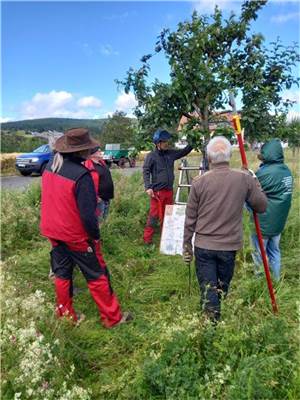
[251,234,281,281]
[97,200,110,223]
[194,247,236,321]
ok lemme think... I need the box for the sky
[1,0,300,122]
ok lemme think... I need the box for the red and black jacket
[40,156,100,245]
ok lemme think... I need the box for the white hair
[51,152,64,173]
[206,136,232,164]
[48,136,56,150]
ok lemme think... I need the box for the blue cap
[153,129,171,144]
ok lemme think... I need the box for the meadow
[1,150,299,400]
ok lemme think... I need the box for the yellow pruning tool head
[232,115,242,134]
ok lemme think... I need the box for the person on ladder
[143,129,193,245]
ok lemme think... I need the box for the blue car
[15,144,52,176]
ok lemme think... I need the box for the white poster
[160,204,187,255]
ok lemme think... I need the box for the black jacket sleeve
[143,153,154,189]
[75,173,100,240]
[170,145,193,160]
[95,163,114,200]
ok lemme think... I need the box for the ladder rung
[175,201,187,205]
[178,184,191,187]
[178,166,202,170]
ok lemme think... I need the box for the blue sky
[1,0,300,122]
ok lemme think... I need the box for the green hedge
[1,132,47,153]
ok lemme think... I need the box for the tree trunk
[201,148,209,174]
[201,106,209,132]
[199,114,209,174]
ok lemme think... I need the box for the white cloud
[192,0,238,13]
[282,90,300,104]
[77,96,102,108]
[100,44,119,56]
[287,110,300,122]
[51,109,90,119]
[102,111,114,118]
[91,114,103,119]
[271,11,300,23]
[21,90,103,119]
[115,92,138,113]
[22,90,73,119]
[125,113,136,119]
[0,117,12,123]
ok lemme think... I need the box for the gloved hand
[242,167,257,179]
[146,188,154,198]
[247,168,257,179]
[183,244,193,264]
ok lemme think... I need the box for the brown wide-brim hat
[54,128,99,153]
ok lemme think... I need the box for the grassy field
[1,150,299,399]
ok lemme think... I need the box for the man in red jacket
[40,128,132,327]
[84,146,114,225]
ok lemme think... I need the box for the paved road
[1,175,41,191]
[1,167,142,191]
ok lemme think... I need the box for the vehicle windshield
[33,145,50,153]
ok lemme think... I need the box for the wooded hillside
[1,117,107,133]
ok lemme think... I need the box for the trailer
[102,144,136,168]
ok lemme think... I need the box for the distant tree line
[1,114,137,153]
[1,117,107,133]
[1,131,48,153]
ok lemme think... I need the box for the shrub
[1,267,91,400]
[1,153,20,175]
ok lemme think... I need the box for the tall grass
[1,153,21,175]
[1,150,299,399]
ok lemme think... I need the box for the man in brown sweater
[183,136,267,321]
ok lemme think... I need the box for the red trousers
[50,240,122,328]
[143,189,173,244]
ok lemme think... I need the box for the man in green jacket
[251,139,293,281]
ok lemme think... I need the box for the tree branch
[182,112,194,119]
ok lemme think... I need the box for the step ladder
[175,159,204,205]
